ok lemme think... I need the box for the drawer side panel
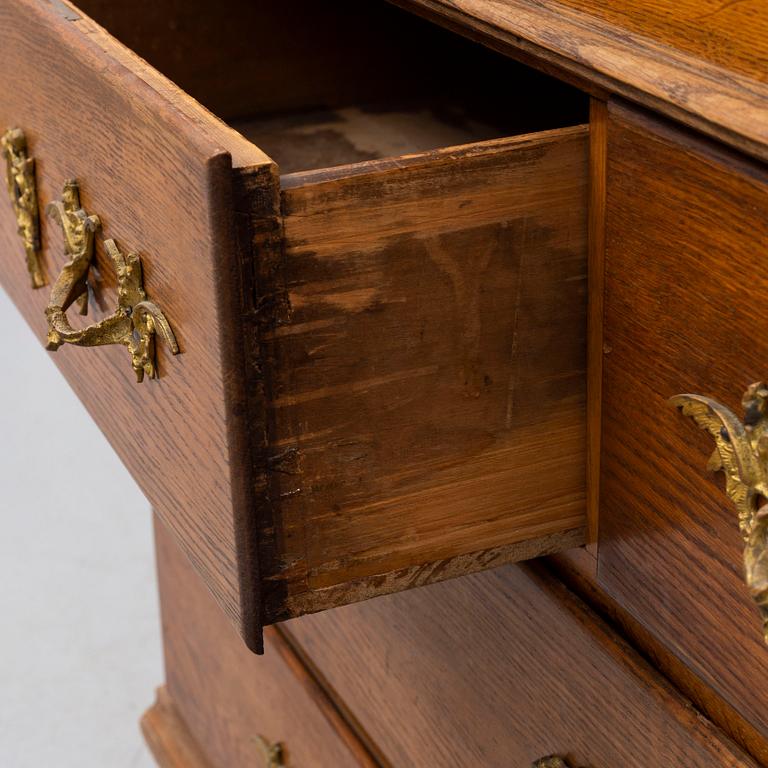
[262,128,589,619]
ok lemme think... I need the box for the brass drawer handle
[44,179,178,382]
[533,758,586,768]
[671,383,768,642]
[1,128,45,288]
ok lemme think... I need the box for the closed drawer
[0,0,588,650]
[285,561,755,767]
[599,103,768,741]
[150,516,376,768]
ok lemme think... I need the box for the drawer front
[598,103,768,738]
[0,0,274,645]
[285,563,754,767]
[154,516,376,768]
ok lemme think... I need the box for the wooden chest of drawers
[148,515,757,767]
[5,0,768,765]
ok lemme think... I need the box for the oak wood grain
[285,562,757,767]
[599,101,768,743]
[252,128,589,621]
[154,517,379,768]
[0,0,274,648]
[390,0,768,162]
[555,0,768,84]
[547,552,768,765]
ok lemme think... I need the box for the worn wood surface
[0,0,593,645]
[232,106,510,175]
[391,0,768,163]
[253,127,589,621]
[154,517,379,768]
[599,102,768,743]
[0,0,275,647]
[285,562,756,767]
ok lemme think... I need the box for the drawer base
[142,688,213,768]
[152,514,380,768]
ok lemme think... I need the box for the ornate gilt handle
[1,127,45,288]
[671,383,768,642]
[44,179,179,382]
[533,757,587,768]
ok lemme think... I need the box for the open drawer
[0,0,588,650]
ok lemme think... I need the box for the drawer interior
[76,0,588,173]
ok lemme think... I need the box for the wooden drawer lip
[388,0,768,164]
[37,0,269,168]
[274,526,585,620]
[279,125,589,189]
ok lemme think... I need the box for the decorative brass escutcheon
[45,179,179,381]
[1,127,45,288]
[671,383,768,642]
[254,735,286,767]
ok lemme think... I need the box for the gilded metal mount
[671,383,768,642]
[45,180,179,382]
[533,758,586,768]
[1,128,45,288]
[254,735,285,767]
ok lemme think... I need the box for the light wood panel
[555,0,768,84]
[547,551,768,765]
[142,688,215,768]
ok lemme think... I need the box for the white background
[0,286,159,767]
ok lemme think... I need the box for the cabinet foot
[141,686,214,768]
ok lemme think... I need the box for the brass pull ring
[671,383,768,642]
[44,179,179,381]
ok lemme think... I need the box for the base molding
[141,686,214,768]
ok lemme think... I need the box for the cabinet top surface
[396,0,768,160]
